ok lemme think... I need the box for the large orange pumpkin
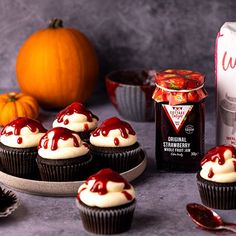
[16,18,99,109]
[0,92,39,126]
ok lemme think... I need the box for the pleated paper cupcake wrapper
[91,147,142,173]
[197,180,236,209]
[37,155,93,181]
[76,200,136,234]
[0,148,39,179]
[115,86,155,122]
[77,130,94,143]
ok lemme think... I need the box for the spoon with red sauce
[186,203,236,233]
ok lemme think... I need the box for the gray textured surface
[1,88,236,236]
[0,0,234,92]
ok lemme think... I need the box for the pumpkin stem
[8,92,17,102]
[49,18,63,29]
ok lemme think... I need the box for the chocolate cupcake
[37,127,92,181]
[53,102,98,142]
[76,168,136,234]
[197,145,236,209]
[89,117,142,172]
[0,117,46,179]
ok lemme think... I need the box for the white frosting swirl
[53,114,98,132]
[38,129,89,160]
[0,126,45,148]
[90,129,137,147]
[78,180,135,208]
[200,148,236,183]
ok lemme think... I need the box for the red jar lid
[153,69,207,105]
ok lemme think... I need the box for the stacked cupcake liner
[77,130,92,143]
[76,200,136,234]
[197,174,236,209]
[115,86,154,122]
[37,155,93,181]
[0,144,39,179]
[90,145,142,173]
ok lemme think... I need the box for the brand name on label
[222,51,236,71]
[163,105,193,133]
[169,107,185,119]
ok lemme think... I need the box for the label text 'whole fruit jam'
[152,69,208,171]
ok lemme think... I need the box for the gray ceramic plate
[0,152,147,197]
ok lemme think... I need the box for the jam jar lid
[152,69,208,105]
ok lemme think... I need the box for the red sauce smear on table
[77,168,133,200]
[92,117,135,146]
[39,127,80,151]
[1,117,47,137]
[56,102,98,124]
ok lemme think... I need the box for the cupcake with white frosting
[0,117,47,179]
[76,168,136,234]
[197,145,236,209]
[89,117,142,172]
[37,127,92,181]
[52,102,98,142]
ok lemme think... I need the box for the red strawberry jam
[153,69,208,171]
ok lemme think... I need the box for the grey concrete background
[0,0,234,92]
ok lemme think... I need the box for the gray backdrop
[0,0,234,92]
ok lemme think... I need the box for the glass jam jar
[152,69,208,172]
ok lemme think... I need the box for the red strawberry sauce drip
[1,117,47,137]
[56,102,98,124]
[200,145,236,178]
[92,117,135,146]
[17,137,23,144]
[84,124,89,132]
[114,137,119,146]
[200,145,236,166]
[208,168,214,178]
[233,160,236,172]
[39,127,80,151]
[77,168,133,201]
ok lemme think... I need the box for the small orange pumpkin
[0,92,39,126]
[16,18,99,109]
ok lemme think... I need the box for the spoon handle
[225,222,236,227]
[220,225,236,233]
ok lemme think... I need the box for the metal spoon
[186,203,236,233]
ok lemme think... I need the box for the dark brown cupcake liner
[76,199,136,234]
[77,129,95,143]
[0,143,39,179]
[37,154,93,181]
[196,173,236,209]
[90,144,142,173]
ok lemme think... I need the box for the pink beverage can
[216,23,236,146]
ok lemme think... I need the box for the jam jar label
[162,105,193,133]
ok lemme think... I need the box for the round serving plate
[0,152,147,197]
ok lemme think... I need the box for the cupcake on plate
[52,102,98,142]
[197,145,236,209]
[76,168,136,234]
[89,117,142,172]
[37,127,92,181]
[0,117,47,179]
